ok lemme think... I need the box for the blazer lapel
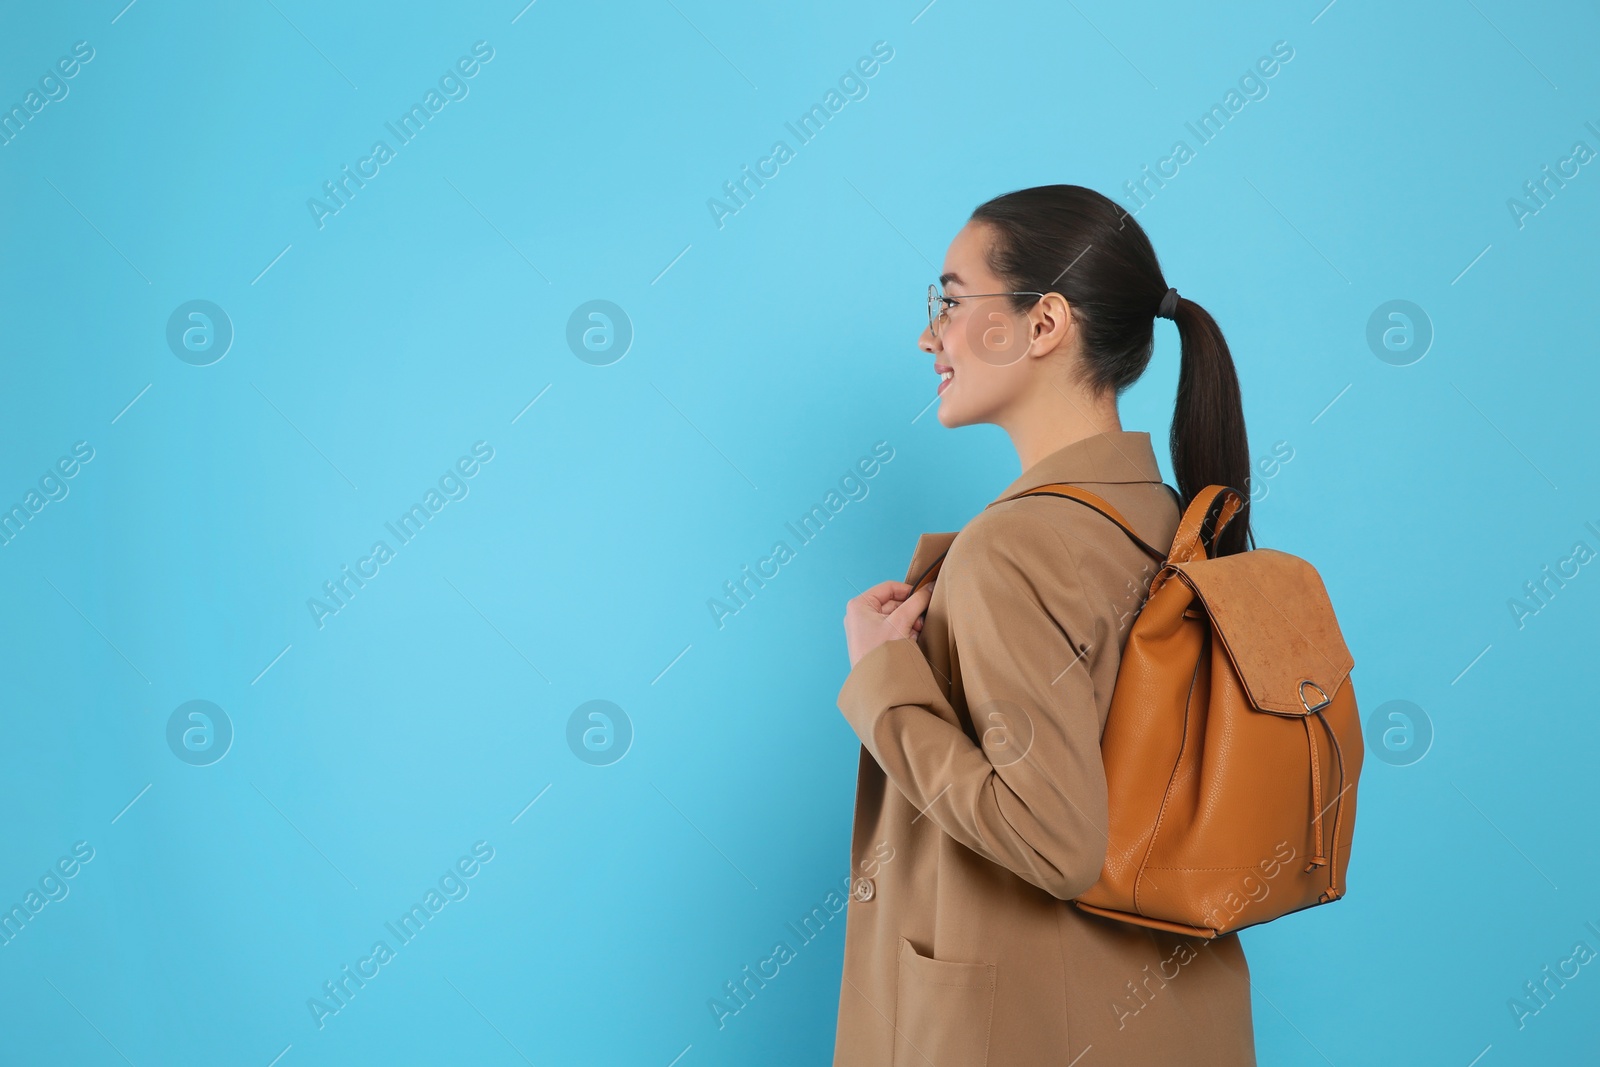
[905,531,957,590]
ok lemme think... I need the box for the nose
[918,323,938,355]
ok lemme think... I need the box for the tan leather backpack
[929,482,1362,938]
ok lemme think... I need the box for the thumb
[887,583,933,635]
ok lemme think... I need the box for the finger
[850,595,903,622]
[858,579,913,604]
[908,582,934,612]
[887,584,934,633]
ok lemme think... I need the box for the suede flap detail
[1174,548,1354,716]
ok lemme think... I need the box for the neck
[1001,379,1123,472]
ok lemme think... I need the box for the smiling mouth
[937,368,953,393]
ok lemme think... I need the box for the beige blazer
[833,430,1256,1066]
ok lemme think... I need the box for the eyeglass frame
[927,283,1047,339]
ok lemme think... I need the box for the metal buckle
[1299,679,1331,714]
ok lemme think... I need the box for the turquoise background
[2,0,1597,1063]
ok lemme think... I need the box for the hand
[843,579,934,668]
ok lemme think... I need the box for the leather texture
[990,482,1365,937]
[833,431,1257,1067]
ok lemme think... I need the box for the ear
[1026,293,1076,360]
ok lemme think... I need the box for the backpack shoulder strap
[989,482,1170,564]
[908,482,1176,595]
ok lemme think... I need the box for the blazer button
[852,877,875,902]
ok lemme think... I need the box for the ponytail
[969,185,1254,556]
[1169,296,1253,556]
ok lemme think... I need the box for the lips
[936,364,953,394]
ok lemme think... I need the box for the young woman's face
[920,220,1042,429]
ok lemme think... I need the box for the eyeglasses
[927,283,1046,339]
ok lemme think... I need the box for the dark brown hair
[970,184,1253,556]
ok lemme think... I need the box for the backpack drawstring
[1317,712,1349,902]
[1302,716,1328,872]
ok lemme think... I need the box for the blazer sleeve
[837,506,1110,901]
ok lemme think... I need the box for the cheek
[951,309,1030,368]
[943,361,1009,417]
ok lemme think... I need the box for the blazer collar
[990,430,1165,505]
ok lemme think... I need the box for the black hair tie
[1156,287,1180,320]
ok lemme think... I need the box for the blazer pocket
[891,936,996,1067]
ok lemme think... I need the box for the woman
[834,185,1257,1066]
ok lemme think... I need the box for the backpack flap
[1174,548,1354,716]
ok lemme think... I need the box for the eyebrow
[939,272,963,288]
